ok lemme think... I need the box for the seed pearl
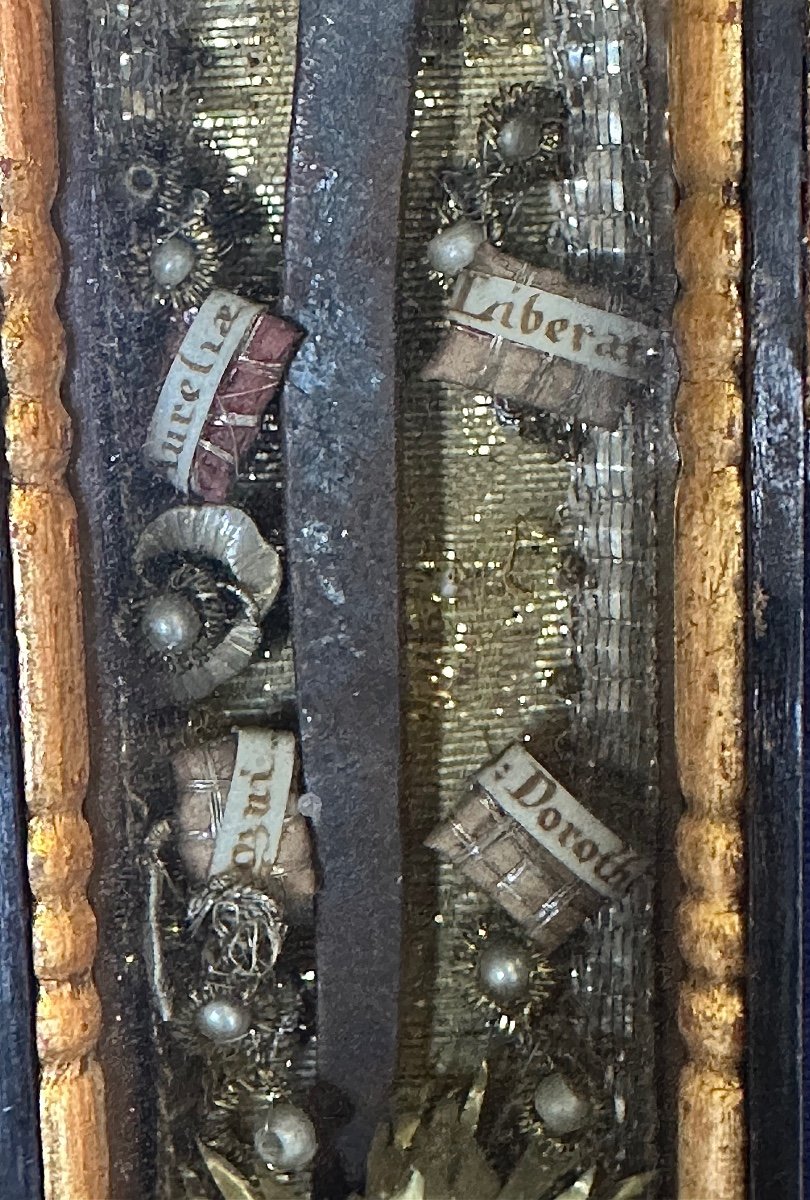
[438,565,459,599]
[476,938,531,1005]
[427,219,485,276]
[254,1103,317,1172]
[533,1073,591,1136]
[150,235,197,288]
[141,594,201,655]
[497,114,542,163]
[196,999,251,1043]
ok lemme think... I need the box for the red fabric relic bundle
[144,289,302,501]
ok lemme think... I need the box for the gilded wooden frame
[0,2,108,1198]
[0,0,746,1197]
[671,2,745,1196]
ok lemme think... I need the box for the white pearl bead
[477,938,531,1004]
[533,1074,591,1135]
[141,594,201,655]
[427,220,484,276]
[150,235,197,288]
[438,566,459,599]
[254,1103,317,1172]
[196,999,251,1043]
[497,114,541,163]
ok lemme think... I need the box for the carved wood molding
[0,2,109,1198]
[671,0,745,1196]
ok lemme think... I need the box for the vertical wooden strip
[0,3,108,1199]
[744,0,805,1194]
[670,0,745,1197]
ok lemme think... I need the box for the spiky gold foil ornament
[197,1143,298,1200]
[350,1068,655,1200]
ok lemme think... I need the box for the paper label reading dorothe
[449,270,658,382]
[144,290,263,492]
[476,744,646,899]
[208,729,295,881]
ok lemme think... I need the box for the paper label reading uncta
[476,744,646,899]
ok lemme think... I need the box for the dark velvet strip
[282,1,416,1190]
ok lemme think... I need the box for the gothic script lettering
[476,743,647,900]
[144,290,263,492]
[449,270,658,382]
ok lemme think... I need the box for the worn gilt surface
[671,0,745,1196]
[0,1,109,1198]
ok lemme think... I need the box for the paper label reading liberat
[449,269,658,382]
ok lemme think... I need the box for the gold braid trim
[671,0,745,1197]
[0,2,109,1197]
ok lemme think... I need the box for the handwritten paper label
[208,729,295,881]
[476,744,646,899]
[144,290,263,492]
[448,269,657,382]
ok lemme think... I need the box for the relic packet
[144,289,302,501]
[427,742,647,954]
[424,244,660,430]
